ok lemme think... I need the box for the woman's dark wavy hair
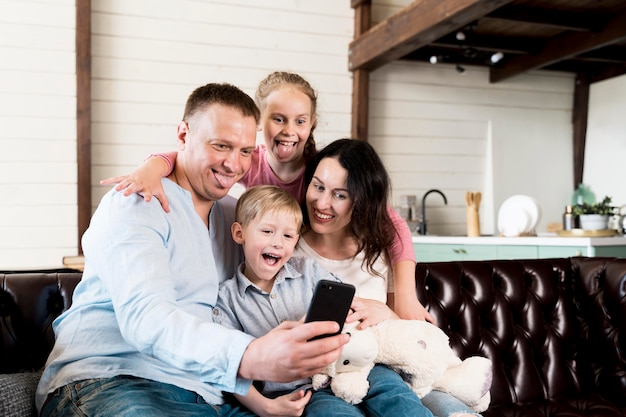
[303,138,396,277]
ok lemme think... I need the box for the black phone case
[304,280,355,340]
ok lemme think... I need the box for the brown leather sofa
[1,258,625,416]
[415,257,626,416]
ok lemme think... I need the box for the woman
[295,138,481,417]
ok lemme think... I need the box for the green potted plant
[572,196,613,230]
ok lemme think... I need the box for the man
[36,83,348,417]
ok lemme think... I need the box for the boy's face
[231,209,300,292]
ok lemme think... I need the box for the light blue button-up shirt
[36,179,252,411]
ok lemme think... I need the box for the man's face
[177,104,257,203]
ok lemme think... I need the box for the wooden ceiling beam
[348,0,514,72]
[490,8,626,83]
[486,5,597,32]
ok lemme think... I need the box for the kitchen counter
[412,234,626,261]
[412,234,626,246]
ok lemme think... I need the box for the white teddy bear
[312,319,492,412]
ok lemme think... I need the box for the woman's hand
[100,155,171,212]
[391,260,436,324]
[391,291,436,324]
[346,297,399,329]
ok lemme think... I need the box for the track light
[429,55,439,64]
[455,31,466,41]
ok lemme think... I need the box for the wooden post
[572,74,589,189]
[76,0,91,254]
[350,0,371,141]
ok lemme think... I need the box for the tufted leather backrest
[0,270,82,373]
[414,257,626,409]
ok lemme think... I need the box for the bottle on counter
[562,205,575,230]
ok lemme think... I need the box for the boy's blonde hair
[235,185,303,230]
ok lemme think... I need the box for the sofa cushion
[0,371,41,417]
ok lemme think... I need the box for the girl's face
[305,157,353,236]
[260,86,316,164]
[231,210,300,292]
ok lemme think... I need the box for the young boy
[212,185,434,417]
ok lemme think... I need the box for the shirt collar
[233,259,304,298]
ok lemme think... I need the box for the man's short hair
[182,83,260,124]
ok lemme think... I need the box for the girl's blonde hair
[235,185,303,231]
[255,71,318,162]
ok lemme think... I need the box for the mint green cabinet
[536,245,626,258]
[414,241,626,262]
[414,244,497,262]
[497,245,538,259]
[538,246,586,258]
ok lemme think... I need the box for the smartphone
[304,280,355,340]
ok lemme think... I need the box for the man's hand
[238,320,349,383]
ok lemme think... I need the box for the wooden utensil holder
[467,207,480,237]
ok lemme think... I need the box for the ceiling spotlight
[490,52,504,64]
[455,64,465,74]
[429,55,439,64]
[455,31,466,41]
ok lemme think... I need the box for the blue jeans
[40,375,254,417]
[421,389,482,417]
[306,365,433,417]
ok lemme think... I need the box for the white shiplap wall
[91,0,354,206]
[0,0,77,269]
[369,61,574,236]
[0,0,354,269]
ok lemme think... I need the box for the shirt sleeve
[387,204,416,264]
[83,189,253,394]
[148,151,178,176]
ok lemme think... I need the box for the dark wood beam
[76,0,91,254]
[572,74,589,189]
[490,8,626,83]
[348,0,514,72]
[351,0,371,141]
[589,64,626,84]
[486,5,597,32]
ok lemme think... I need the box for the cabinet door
[497,245,538,260]
[414,244,497,262]
[538,246,587,258]
[590,246,626,257]
[462,245,498,260]
[414,244,465,262]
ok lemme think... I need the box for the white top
[293,238,391,302]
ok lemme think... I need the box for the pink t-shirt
[156,147,415,264]
[239,145,306,204]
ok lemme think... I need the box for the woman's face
[305,157,353,235]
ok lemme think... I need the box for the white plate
[497,195,541,236]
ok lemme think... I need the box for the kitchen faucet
[417,189,448,235]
